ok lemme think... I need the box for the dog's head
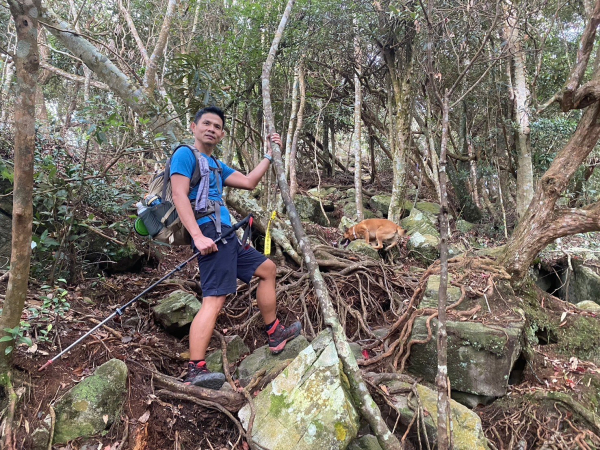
[340,226,356,247]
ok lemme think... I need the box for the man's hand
[265,133,282,157]
[193,234,218,256]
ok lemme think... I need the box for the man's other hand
[194,235,218,255]
[266,133,282,156]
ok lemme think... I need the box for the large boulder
[407,276,525,397]
[383,378,490,449]
[153,290,201,335]
[239,331,360,449]
[564,263,600,304]
[401,208,440,263]
[343,202,376,221]
[369,195,392,217]
[294,194,331,226]
[237,335,310,386]
[52,359,128,444]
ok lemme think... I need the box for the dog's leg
[373,227,384,249]
[384,233,399,251]
[363,228,373,246]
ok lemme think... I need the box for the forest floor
[3,217,600,449]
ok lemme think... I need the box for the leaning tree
[499,0,600,280]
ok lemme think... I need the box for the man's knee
[255,259,276,281]
[196,296,226,316]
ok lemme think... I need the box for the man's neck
[194,140,216,157]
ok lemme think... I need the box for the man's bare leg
[189,295,226,360]
[253,259,277,325]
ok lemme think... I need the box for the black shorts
[194,222,267,297]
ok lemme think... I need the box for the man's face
[190,113,225,147]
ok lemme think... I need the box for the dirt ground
[3,230,600,449]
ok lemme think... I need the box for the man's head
[194,106,225,127]
[191,106,226,151]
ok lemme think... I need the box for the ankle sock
[265,319,277,333]
[190,359,206,367]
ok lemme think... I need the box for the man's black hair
[194,106,225,127]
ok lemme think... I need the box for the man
[170,106,302,389]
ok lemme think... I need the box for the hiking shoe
[267,319,302,355]
[183,361,225,389]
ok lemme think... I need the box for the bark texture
[0,0,40,371]
[504,0,534,218]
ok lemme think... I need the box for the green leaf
[4,346,12,355]
[0,336,13,342]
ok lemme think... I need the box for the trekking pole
[38,214,253,371]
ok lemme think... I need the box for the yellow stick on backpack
[264,211,277,256]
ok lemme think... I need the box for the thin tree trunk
[353,28,364,222]
[285,64,300,179]
[289,61,305,198]
[261,3,401,449]
[144,0,178,96]
[436,93,452,449]
[0,61,15,125]
[0,0,40,373]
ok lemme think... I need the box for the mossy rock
[348,434,383,450]
[237,335,310,386]
[206,335,250,373]
[53,359,128,444]
[343,202,376,221]
[345,240,381,260]
[238,331,360,449]
[294,194,331,226]
[407,317,525,397]
[415,201,441,216]
[153,290,201,335]
[576,300,600,312]
[385,380,490,449]
[456,219,475,234]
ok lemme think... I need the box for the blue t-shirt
[169,147,235,227]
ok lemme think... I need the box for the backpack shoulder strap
[162,144,199,199]
[210,156,224,195]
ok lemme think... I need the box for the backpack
[136,145,223,246]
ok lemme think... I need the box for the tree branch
[39,61,109,90]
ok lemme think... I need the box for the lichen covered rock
[53,359,128,444]
[239,331,360,449]
[153,290,201,334]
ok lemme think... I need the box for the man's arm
[225,133,282,190]
[171,174,218,255]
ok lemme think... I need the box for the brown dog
[341,218,406,251]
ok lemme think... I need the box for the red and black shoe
[267,319,302,355]
[183,361,225,390]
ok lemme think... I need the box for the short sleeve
[169,147,196,179]
[219,160,236,182]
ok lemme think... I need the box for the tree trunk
[375,1,415,224]
[285,64,299,179]
[0,0,40,373]
[504,0,534,218]
[500,102,600,279]
[436,93,452,449]
[261,3,401,449]
[289,61,305,198]
[352,28,364,222]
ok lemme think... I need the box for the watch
[264,153,273,163]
